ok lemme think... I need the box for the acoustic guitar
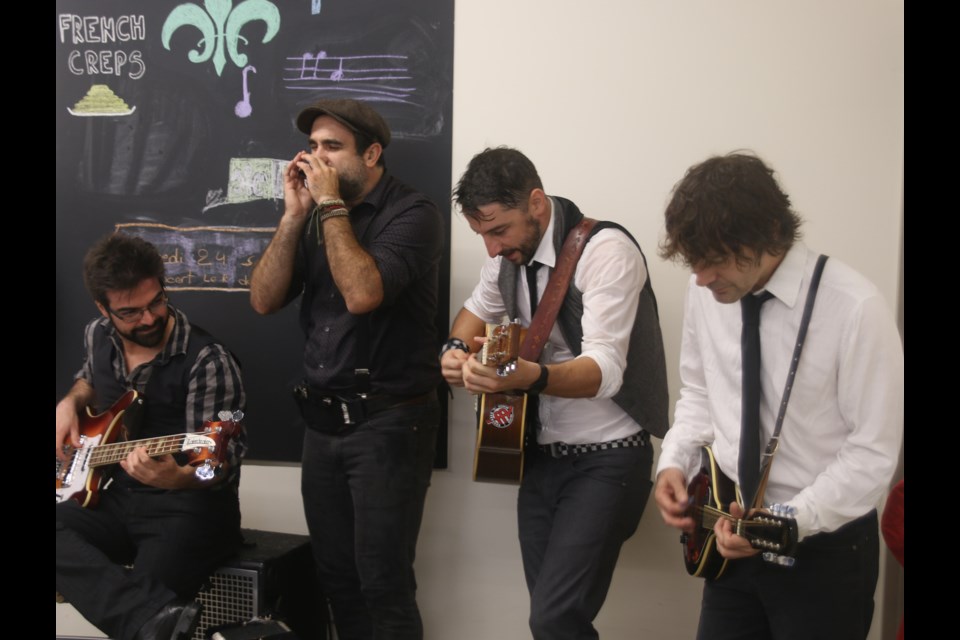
[56,389,243,507]
[682,446,799,579]
[473,321,528,484]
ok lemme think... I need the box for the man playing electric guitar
[654,153,903,640]
[56,234,246,640]
[442,147,669,640]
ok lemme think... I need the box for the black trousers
[56,483,242,640]
[697,511,880,640]
[518,443,653,640]
[300,400,439,640]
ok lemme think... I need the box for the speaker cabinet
[193,529,327,639]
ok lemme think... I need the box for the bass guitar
[682,446,798,579]
[56,389,243,507]
[473,321,528,484]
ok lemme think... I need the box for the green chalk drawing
[161,0,281,76]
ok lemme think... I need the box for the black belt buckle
[546,442,565,458]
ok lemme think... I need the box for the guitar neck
[696,504,771,530]
[88,434,189,468]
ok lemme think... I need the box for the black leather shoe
[134,599,203,640]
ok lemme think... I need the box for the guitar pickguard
[56,433,103,505]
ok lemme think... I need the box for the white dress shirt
[657,242,904,539]
[464,198,645,445]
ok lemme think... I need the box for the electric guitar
[56,389,243,507]
[682,446,799,579]
[473,321,528,484]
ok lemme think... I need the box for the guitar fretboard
[694,505,776,530]
[88,435,191,468]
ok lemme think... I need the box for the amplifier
[192,529,328,640]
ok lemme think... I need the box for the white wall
[58,1,903,638]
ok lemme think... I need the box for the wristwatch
[527,364,549,395]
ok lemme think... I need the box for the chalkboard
[55,0,454,464]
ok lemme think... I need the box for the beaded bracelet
[439,337,470,359]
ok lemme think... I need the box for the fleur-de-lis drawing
[162,0,281,76]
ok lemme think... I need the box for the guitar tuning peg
[217,410,234,422]
[762,552,796,568]
[194,461,217,481]
[231,410,244,422]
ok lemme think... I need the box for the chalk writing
[234,65,257,117]
[311,1,322,15]
[115,223,275,292]
[58,15,146,44]
[285,51,417,105]
[58,14,147,80]
[161,0,281,76]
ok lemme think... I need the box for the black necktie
[525,262,543,435]
[739,290,774,507]
[526,262,542,316]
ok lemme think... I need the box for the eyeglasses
[107,291,168,323]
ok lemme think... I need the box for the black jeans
[301,400,439,640]
[518,442,653,640]
[697,511,880,640]
[56,485,242,640]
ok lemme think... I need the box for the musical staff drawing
[284,51,417,105]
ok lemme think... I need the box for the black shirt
[290,173,443,396]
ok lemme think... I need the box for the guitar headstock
[481,321,522,377]
[740,504,799,562]
[187,410,244,481]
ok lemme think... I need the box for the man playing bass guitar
[56,234,246,640]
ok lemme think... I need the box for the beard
[114,314,168,348]
[501,215,542,265]
[337,165,367,204]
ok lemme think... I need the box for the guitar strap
[751,254,829,510]
[518,218,598,362]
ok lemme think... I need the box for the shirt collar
[761,241,809,309]
[352,171,390,214]
[529,197,557,269]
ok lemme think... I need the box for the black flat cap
[295,99,391,148]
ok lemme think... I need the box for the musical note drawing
[234,65,257,117]
[284,51,418,105]
[330,58,344,81]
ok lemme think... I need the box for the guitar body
[56,390,141,508]
[473,322,528,484]
[683,446,799,580]
[474,391,528,483]
[683,446,738,579]
[56,392,242,507]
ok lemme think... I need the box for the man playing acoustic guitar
[654,153,903,639]
[442,147,669,639]
[56,234,246,640]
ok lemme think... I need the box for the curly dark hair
[453,147,543,220]
[83,233,165,306]
[660,152,802,267]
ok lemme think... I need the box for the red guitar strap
[518,218,597,362]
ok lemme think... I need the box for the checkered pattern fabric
[539,431,649,458]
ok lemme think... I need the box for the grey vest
[497,196,670,438]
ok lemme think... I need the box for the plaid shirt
[77,306,246,489]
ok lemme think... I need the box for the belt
[294,384,433,427]
[537,431,649,458]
